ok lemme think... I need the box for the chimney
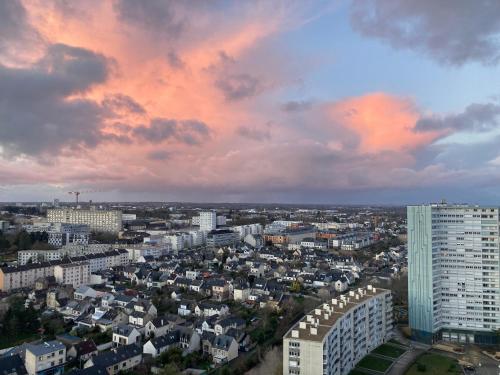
[292,330,299,338]
[299,322,306,329]
[310,327,317,335]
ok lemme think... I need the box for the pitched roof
[91,344,141,368]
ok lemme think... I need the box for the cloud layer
[0,1,499,203]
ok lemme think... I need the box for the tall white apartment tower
[199,211,217,231]
[408,203,500,345]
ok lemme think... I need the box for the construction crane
[68,190,101,205]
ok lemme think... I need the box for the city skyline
[2,1,500,204]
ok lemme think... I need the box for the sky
[1,0,500,204]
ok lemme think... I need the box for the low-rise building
[25,341,66,375]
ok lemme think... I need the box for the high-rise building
[283,286,393,375]
[408,203,500,344]
[47,208,122,233]
[199,211,217,231]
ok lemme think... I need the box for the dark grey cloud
[350,0,500,66]
[215,73,260,101]
[415,103,500,132]
[147,150,171,161]
[133,118,211,145]
[0,43,111,157]
[0,0,43,62]
[167,50,185,69]
[236,125,271,141]
[113,0,186,38]
[281,100,313,112]
[102,93,146,115]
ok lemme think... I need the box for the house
[84,344,142,375]
[112,325,141,347]
[195,301,229,317]
[128,310,151,327]
[233,281,250,302]
[214,317,246,336]
[201,332,216,355]
[145,316,172,339]
[178,300,195,317]
[209,279,230,301]
[67,339,98,362]
[177,327,200,353]
[25,341,66,375]
[0,354,27,375]
[142,331,179,358]
[189,279,204,293]
[211,335,238,364]
[74,285,98,300]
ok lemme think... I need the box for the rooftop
[284,286,390,343]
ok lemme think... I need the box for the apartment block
[54,262,90,288]
[283,286,393,375]
[408,204,500,344]
[47,208,122,233]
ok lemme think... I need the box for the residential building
[54,262,90,288]
[84,344,142,375]
[25,341,66,375]
[200,211,217,231]
[283,286,393,375]
[206,230,239,248]
[47,209,122,233]
[408,204,500,344]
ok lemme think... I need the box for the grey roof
[91,344,141,368]
[26,341,65,356]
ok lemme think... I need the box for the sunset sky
[1,0,500,204]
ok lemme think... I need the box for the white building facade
[283,286,393,375]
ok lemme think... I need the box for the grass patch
[405,353,461,375]
[357,355,393,372]
[389,338,408,347]
[372,344,406,358]
[349,369,371,375]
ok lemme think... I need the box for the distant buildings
[408,203,500,344]
[264,222,316,245]
[283,286,393,375]
[199,211,217,231]
[47,208,122,233]
[1,249,128,291]
[206,230,239,248]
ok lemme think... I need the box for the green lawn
[357,355,394,372]
[388,338,409,347]
[349,370,370,375]
[405,353,461,375]
[372,344,407,358]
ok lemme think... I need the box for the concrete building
[47,208,122,233]
[408,203,500,344]
[199,211,217,232]
[25,341,66,375]
[54,262,90,288]
[283,286,393,375]
[206,229,239,248]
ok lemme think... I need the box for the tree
[290,280,301,293]
[159,364,181,375]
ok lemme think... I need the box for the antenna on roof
[441,198,447,204]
